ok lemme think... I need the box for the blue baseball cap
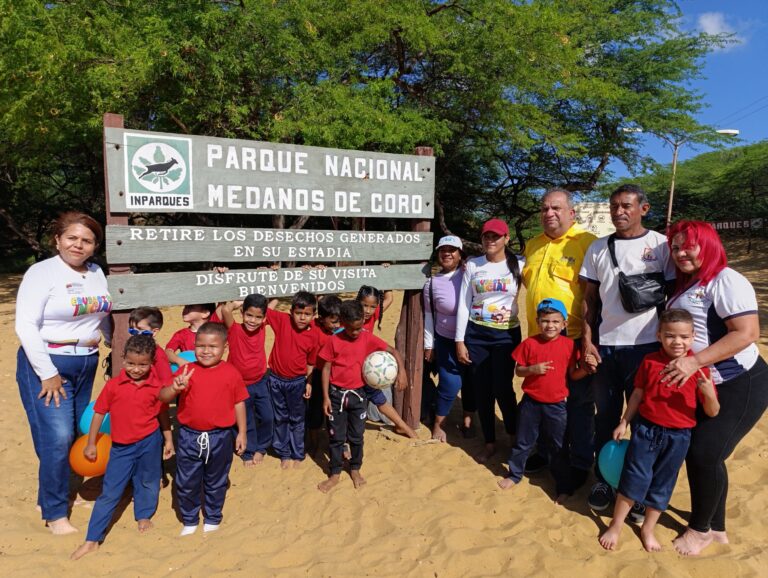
[537,298,568,320]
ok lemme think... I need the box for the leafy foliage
[0,0,723,262]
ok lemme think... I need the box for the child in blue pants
[71,335,174,559]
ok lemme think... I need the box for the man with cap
[522,188,597,492]
[422,235,475,441]
[498,297,594,494]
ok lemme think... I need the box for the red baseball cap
[481,218,509,236]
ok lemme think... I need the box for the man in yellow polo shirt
[522,188,597,497]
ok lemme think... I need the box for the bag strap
[606,234,621,270]
[428,276,437,322]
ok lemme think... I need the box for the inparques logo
[124,133,193,210]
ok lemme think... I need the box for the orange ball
[69,433,112,477]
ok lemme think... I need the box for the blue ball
[79,400,111,435]
[598,439,630,489]
[170,350,197,373]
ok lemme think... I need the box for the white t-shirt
[455,255,524,341]
[667,268,759,384]
[580,230,675,346]
[15,256,113,380]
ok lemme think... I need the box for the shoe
[457,423,477,439]
[588,482,614,511]
[629,502,646,524]
[524,453,549,475]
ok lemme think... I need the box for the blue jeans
[592,342,659,483]
[434,333,466,417]
[507,395,567,484]
[86,429,162,542]
[564,338,595,472]
[242,374,273,460]
[16,348,98,520]
[619,417,691,511]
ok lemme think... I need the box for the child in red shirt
[498,298,592,498]
[70,335,174,560]
[307,295,342,455]
[128,306,172,382]
[159,322,248,536]
[265,291,321,468]
[599,309,720,552]
[164,303,216,369]
[316,300,409,493]
[221,294,272,466]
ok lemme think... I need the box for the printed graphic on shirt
[471,302,512,324]
[71,295,113,317]
[641,247,658,262]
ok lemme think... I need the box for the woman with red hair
[662,220,768,555]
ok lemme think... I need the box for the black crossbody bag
[607,234,666,313]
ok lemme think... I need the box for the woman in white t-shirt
[15,212,113,535]
[661,221,767,556]
[456,219,523,463]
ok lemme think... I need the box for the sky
[611,0,768,179]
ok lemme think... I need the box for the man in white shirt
[580,184,675,517]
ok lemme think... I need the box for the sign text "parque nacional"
[105,128,435,218]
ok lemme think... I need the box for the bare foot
[641,528,662,552]
[393,422,419,439]
[599,524,621,550]
[48,517,78,535]
[350,470,367,489]
[711,530,729,544]
[35,505,42,514]
[251,453,265,466]
[318,474,341,493]
[497,477,516,490]
[280,459,293,470]
[431,425,447,442]
[342,443,352,461]
[243,458,255,468]
[137,519,153,533]
[292,459,303,469]
[70,541,99,560]
[475,443,496,464]
[673,528,714,556]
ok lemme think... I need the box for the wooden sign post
[102,116,435,426]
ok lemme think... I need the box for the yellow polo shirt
[523,224,597,339]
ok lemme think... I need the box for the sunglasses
[128,328,154,336]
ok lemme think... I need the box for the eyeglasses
[128,328,154,336]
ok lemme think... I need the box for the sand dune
[0,241,766,576]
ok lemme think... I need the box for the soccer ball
[363,351,398,389]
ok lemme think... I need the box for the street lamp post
[623,128,739,229]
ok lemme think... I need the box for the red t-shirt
[511,335,576,403]
[165,327,196,352]
[94,369,168,444]
[635,351,713,429]
[227,322,267,383]
[175,361,249,430]
[153,345,173,384]
[362,306,380,333]
[318,330,389,390]
[209,310,224,324]
[309,319,336,367]
[266,309,321,379]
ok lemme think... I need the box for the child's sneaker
[588,482,614,511]
[629,502,646,524]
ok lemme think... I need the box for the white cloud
[697,12,747,50]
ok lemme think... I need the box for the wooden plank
[106,225,433,264]
[103,113,130,375]
[108,264,429,310]
[104,127,435,218]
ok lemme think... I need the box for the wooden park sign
[103,114,433,428]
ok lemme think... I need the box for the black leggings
[686,356,768,532]
[465,323,521,443]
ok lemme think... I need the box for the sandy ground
[0,241,766,577]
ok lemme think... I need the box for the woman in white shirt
[661,220,767,556]
[455,219,523,462]
[15,212,112,534]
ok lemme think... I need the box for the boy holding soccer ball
[317,300,415,493]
